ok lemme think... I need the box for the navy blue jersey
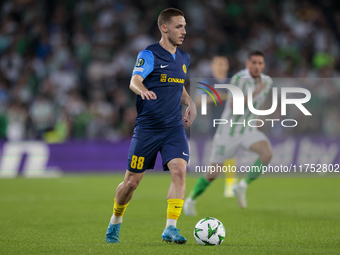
[132,42,190,130]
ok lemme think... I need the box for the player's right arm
[130,75,157,100]
[130,50,157,100]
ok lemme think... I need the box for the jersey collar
[157,41,178,57]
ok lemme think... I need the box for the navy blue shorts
[126,126,189,173]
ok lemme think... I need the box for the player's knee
[173,172,185,186]
[169,162,186,183]
[125,179,139,193]
[206,172,217,182]
[173,167,186,182]
[260,149,273,164]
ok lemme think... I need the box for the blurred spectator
[87,90,118,140]
[0,43,23,84]
[6,101,27,141]
[43,106,70,143]
[12,74,33,104]
[0,75,10,106]
[49,62,78,104]
[29,95,55,139]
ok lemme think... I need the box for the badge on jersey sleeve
[134,58,145,72]
[136,58,145,67]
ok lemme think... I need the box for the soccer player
[105,8,196,244]
[209,56,237,198]
[196,56,237,199]
[184,51,273,214]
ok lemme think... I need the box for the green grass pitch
[0,173,339,254]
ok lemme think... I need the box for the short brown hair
[157,8,184,29]
[248,50,265,59]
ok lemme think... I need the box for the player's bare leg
[106,170,144,243]
[184,163,222,216]
[249,140,273,165]
[115,170,145,205]
[235,140,273,208]
[162,158,187,244]
[167,158,187,200]
[206,163,221,181]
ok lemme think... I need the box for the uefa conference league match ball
[194,217,225,246]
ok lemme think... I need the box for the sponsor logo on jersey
[167,78,185,84]
[160,74,167,82]
[160,74,185,84]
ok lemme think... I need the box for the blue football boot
[105,222,121,243]
[161,225,187,244]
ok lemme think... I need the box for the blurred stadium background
[0,0,339,175]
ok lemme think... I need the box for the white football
[194,217,225,246]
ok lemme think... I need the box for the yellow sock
[167,198,183,220]
[224,158,237,197]
[224,158,237,178]
[226,177,236,186]
[113,198,129,217]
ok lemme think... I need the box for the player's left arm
[181,86,197,127]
